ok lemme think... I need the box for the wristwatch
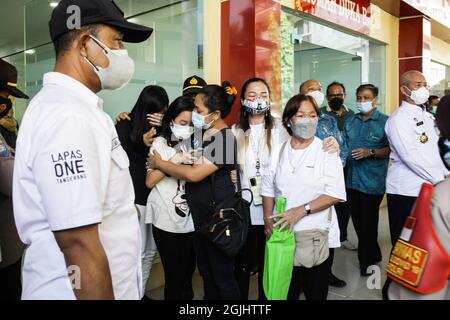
[370,149,376,157]
[304,203,312,216]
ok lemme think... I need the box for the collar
[43,72,103,110]
[326,104,350,113]
[356,109,381,121]
[400,100,425,114]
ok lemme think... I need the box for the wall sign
[295,0,372,35]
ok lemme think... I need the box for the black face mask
[329,98,344,111]
[0,96,13,119]
[438,137,450,171]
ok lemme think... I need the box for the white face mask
[405,86,430,105]
[306,90,325,107]
[171,123,194,140]
[85,35,135,91]
[356,101,374,114]
[290,118,318,139]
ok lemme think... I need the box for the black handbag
[199,143,253,257]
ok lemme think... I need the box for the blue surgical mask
[192,111,214,130]
[356,101,374,114]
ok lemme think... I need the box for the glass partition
[281,8,386,113]
[17,0,203,122]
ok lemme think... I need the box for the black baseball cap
[49,0,153,43]
[0,59,29,99]
[183,75,207,97]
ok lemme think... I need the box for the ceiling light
[50,2,58,8]
[25,49,36,55]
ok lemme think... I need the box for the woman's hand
[115,112,131,122]
[323,137,340,154]
[143,127,158,147]
[147,113,164,127]
[230,170,238,186]
[147,151,162,171]
[170,152,195,165]
[270,207,307,233]
[264,217,274,238]
[352,148,371,160]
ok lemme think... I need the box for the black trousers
[287,251,332,300]
[152,226,195,300]
[336,167,351,242]
[387,194,417,246]
[335,201,351,242]
[182,243,196,300]
[347,189,384,271]
[192,230,241,300]
[235,225,267,300]
[0,259,22,300]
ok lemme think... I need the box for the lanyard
[249,127,265,176]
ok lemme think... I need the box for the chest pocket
[111,146,130,170]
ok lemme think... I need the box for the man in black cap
[0,59,28,300]
[13,0,153,300]
[183,75,207,99]
[0,59,29,150]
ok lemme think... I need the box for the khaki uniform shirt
[388,177,450,300]
[0,131,25,268]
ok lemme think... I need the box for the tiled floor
[147,206,392,300]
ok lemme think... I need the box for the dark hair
[237,77,274,152]
[326,81,346,96]
[129,85,169,146]
[53,24,103,58]
[436,95,450,139]
[198,81,237,119]
[428,95,439,104]
[282,94,320,136]
[356,84,379,97]
[160,96,195,145]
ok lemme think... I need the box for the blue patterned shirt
[343,110,390,195]
[316,113,348,166]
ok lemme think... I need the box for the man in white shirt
[385,70,449,246]
[13,0,153,300]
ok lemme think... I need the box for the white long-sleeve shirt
[385,101,449,197]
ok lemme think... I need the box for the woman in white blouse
[145,96,196,300]
[261,94,346,300]
[232,78,286,300]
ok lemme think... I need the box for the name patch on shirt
[386,240,429,287]
[51,150,87,184]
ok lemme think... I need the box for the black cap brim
[5,86,29,99]
[105,20,153,43]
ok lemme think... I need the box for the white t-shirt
[145,137,194,233]
[232,121,290,225]
[261,137,346,248]
[13,72,142,300]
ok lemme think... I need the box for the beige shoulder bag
[293,208,332,268]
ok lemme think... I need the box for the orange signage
[387,240,429,287]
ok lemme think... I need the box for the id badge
[249,176,262,206]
